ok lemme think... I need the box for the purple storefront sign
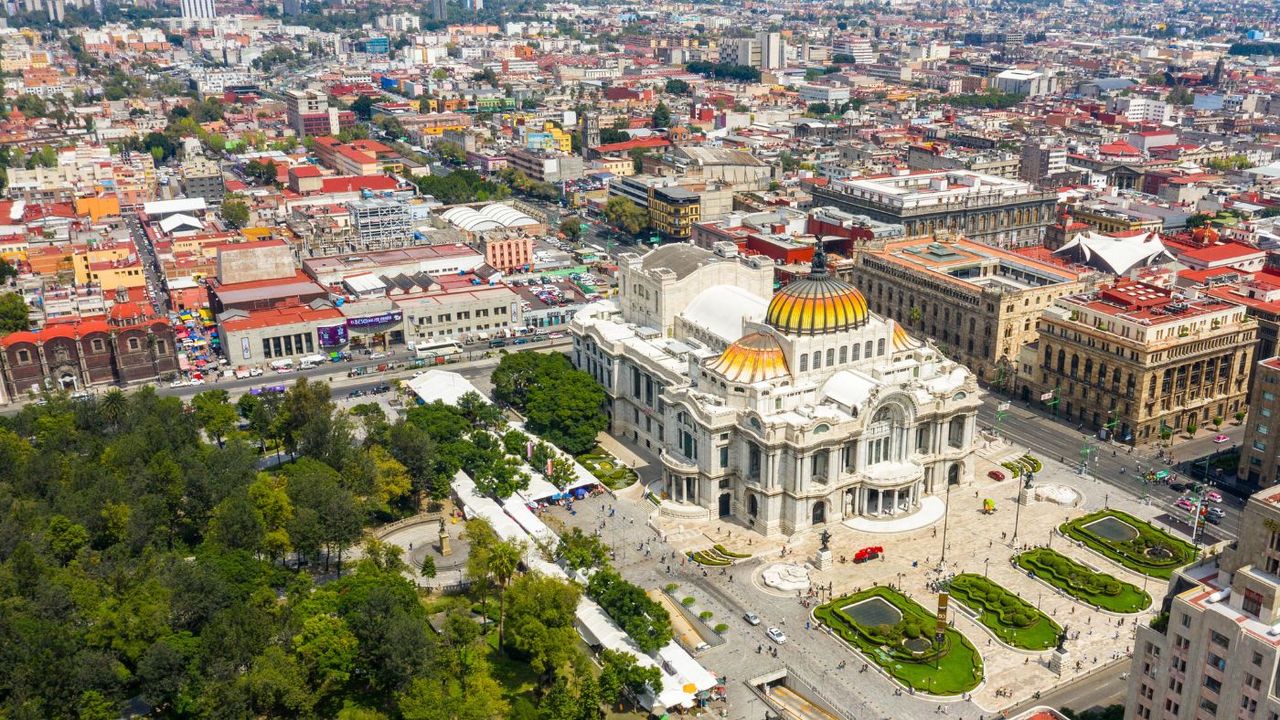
[317,325,348,347]
[346,311,403,328]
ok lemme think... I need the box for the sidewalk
[595,431,659,485]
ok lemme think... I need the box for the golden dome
[707,332,790,383]
[765,248,868,335]
[890,320,922,351]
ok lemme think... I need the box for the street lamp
[939,478,954,566]
[984,558,990,578]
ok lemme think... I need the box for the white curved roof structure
[1054,230,1174,276]
[440,204,537,232]
[679,285,768,344]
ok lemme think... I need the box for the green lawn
[1060,509,1197,579]
[577,446,639,489]
[814,586,983,695]
[948,574,1061,651]
[1016,548,1151,613]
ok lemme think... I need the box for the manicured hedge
[814,587,983,695]
[1016,548,1151,613]
[1060,509,1197,579]
[948,574,1061,650]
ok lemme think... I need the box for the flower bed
[576,446,639,489]
[1060,509,1197,579]
[1001,454,1043,477]
[948,574,1061,651]
[1016,548,1151,613]
[814,587,983,695]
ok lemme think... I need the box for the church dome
[765,247,868,335]
[707,332,790,383]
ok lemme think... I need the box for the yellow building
[648,185,701,240]
[73,243,146,291]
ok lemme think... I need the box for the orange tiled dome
[707,332,790,383]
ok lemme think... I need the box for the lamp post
[940,478,953,567]
[984,558,990,578]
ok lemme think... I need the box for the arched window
[812,351,822,369]
[826,349,835,366]
[800,354,808,372]
[839,346,848,363]
[877,338,885,355]
[748,494,758,517]
[1056,350,1065,373]
[1070,354,1079,378]
[865,340,874,358]
[1044,344,1052,368]
[1083,359,1093,382]
[852,344,861,360]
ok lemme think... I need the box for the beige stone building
[1127,487,1280,720]
[844,233,1093,389]
[1239,357,1280,491]
[1026,280,1255,445]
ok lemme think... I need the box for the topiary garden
[576,446,640,489]
[1060,509,1197,579]
[814,587,983,695]
[948,574,1061,650]
[1016,548,1151,613]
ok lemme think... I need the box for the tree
[293,613,358,696]
[0,292,30,333]
[651,101,672,129]
[0,258,17,284]
[807,101,831,116]
[602,195,648,235]
[560,217,583,241]
[1186,213,1214,229]
[398,672,508,720]
[586,569,672,653]
[1212,415,1224,431]
[558,526,609,572]
[502,573,583,678]
[492,352,607,455]
[664,78,689,94]
[599,648,661,708]
[1235,410,1247,425]
[192,389,237,447]
[351,94,375,121]
[419,555,436,579]
[221,198,250,229]
[488,540,522,648]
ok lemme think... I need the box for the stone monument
[1017,472,1035,506]
[438,519,452,557]
[815,528,833,570]
[1049,624,1069,675]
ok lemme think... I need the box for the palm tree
[489,540,523,649]
[99,389,128,433]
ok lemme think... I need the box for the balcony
[660,449,698,474]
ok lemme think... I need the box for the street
[978,393,1243,542]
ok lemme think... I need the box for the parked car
[249,367,263,377]
[347,390,365,399]
[988,470,1005,481]
[766,627,787,644]
[743,612,761,626]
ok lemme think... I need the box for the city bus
[415,339,464,360]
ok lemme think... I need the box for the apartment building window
[1210,631,1230,650]
[1200,699,1218,714]
[127,337,140,351]
[1181,613,1191,628]
[91,338,105,352]
[1168,678,1182,694]
[1245,674,1263,691]
[1254,652,1264,666]
[1208,652,1227,671]
[15,349,30,364]
[1204,675,1222,694]
[1244,589,1264,617]
[1164,699,1179,715]
[719,446,729,468]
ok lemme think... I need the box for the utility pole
[939,479,953,567]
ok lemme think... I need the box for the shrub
[714,623,728,634]
[682,596,696,606]
[664,583,678,593]
[699,610,713,621]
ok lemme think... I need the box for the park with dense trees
[0,373,653,719]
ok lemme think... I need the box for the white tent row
[508,419,602,494]
[499,494,558,549]
[450,472,716,712]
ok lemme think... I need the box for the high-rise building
[180,0,216,20]
[578,113,599,156]
[429,0,447,21]
[1239,357,1280,490]
[734,38,760,68]
[285,89,337,138]
[757,32,785,70]
[1126,487,1280,720]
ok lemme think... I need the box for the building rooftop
[219,304,344,332]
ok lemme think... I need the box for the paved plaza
[615,437,1172,717]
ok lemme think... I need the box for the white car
[766,627,787,644]
[249,367,263,377]
[743,612,761,626]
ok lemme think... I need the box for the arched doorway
[57,371,77,390]
[812,501,826,525]
[718,493,731,517]
[948,463,962,486]
[747,494,758,518]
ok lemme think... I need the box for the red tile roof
[220,304,344,332]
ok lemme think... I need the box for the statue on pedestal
[820,529,832,552]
